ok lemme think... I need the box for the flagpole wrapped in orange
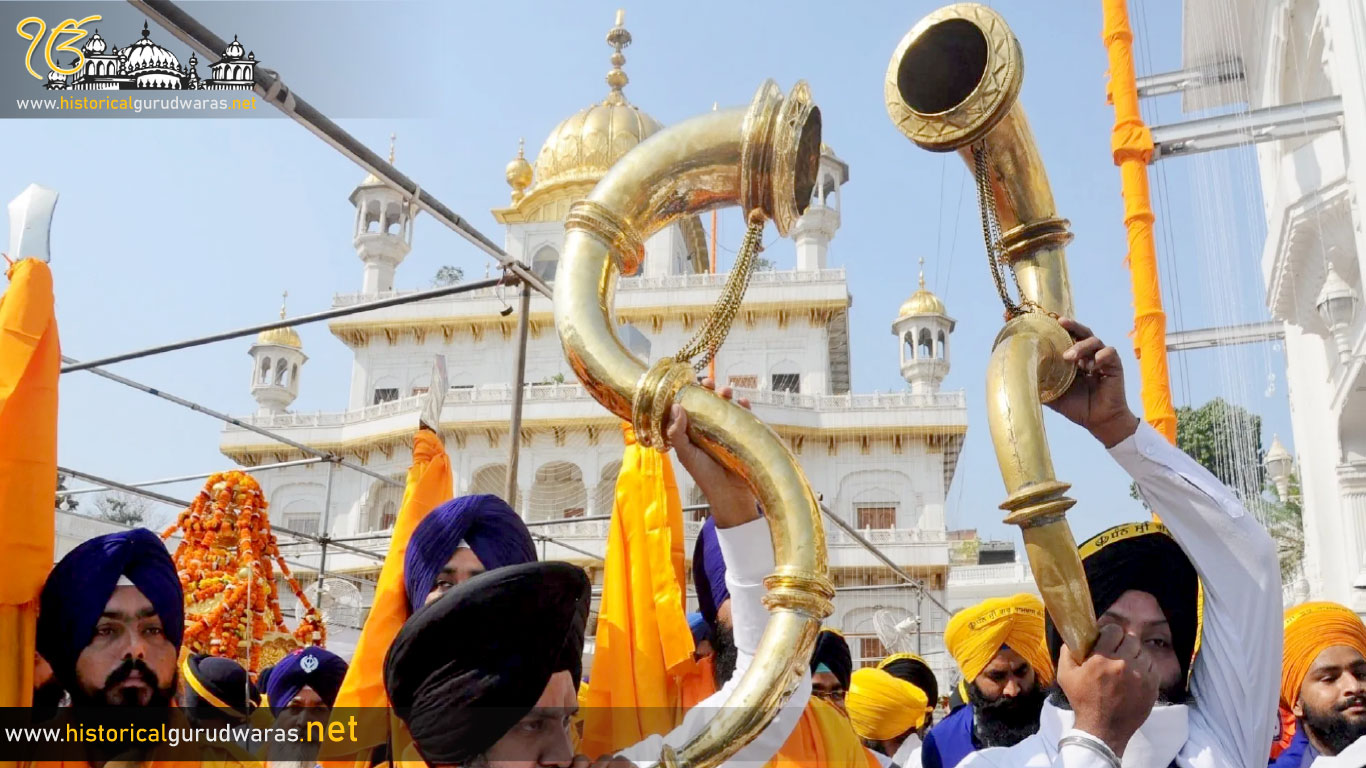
[0,184,61,720]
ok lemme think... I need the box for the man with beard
[32,528,186,766]
[265,646,348,768]
[957,318,1281,768]
[877,654,939,732]
[847,666,930,767]
[811,629,853,714]
[1271,602,1366,767]
[922,594,1054,768]
[381,397,814,768]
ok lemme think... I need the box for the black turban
[183,654,258,721]
[812,628,852,691]
[384,561,590,765]
[37,528,183,693]
[1046,521,1200,688]
[878,653,939,706]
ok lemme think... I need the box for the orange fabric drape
[1103,0,1176,444]
[320,430,451,764]
[579,424,694,756]
[678,655,717,711]
[767,700,881,768]
[0,259,59,718]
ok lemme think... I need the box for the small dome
[124,22,181,73]
[47,69,66,84]
[257,293,301,349]
[506,138,533,198]
[899,260,947,317]
[257,327,302,349]
[223,35,244,59]
[83,30,106,54]
[1265,434,1291,463]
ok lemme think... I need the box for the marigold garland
[160,471,325,672]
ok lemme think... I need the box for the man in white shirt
[959,318,1281,768]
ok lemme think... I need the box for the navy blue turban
[812,628,852,691]
[692,517,730,629]
[384,561,590,766]
[266,646,348,716]
[37,528,183,692]
[403,494,537,614]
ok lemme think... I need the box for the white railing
[826,527,948,546]
[232,383,965,429]
[946,562,1033,586]
[332,268,848,307]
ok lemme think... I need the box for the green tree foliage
[94,492,148,526]
[433,265,464,287]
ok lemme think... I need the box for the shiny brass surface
[886,3,1097,659]
[555,80,833,768]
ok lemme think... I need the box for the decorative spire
[141,20,150,38]
[604,9,631,106]
[280,290,288,320]
[918,257,926,290]
[505,136,533,202]
[388,132,396,164]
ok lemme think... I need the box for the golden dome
[899,260,947,317]
[524,11,662,193]
[257,292,302,349]
[506,138,533,201]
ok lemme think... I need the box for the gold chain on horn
[971,143,1033,319]
[674,210,768,373]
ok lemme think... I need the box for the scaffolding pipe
[1102,0,1177,443]
[62,277,502,374]
[819,503,950,614]
[62,356,402,488]
[129,0,550,300]
[314,462,336,602]
[56,457,326,498]
[505,280,532,506]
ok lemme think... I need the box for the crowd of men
[23,321,1366,768]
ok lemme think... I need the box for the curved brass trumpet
[555,81,835,768]
[885,3,1098,659]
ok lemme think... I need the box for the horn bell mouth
[885,3,1023,151]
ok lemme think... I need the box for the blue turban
[266,646,348,716]
[692,517,730,629]
[37,528,183,692]
[687,611,711,644]
[403,494,536,614]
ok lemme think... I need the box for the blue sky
[2,0,1292,541]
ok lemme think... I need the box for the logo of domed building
[44,21,255,91]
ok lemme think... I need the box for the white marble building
[1183,0,1366,609]
[218,15,977,676]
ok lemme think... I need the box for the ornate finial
[141,20,150,38]
[604,9,632,106]
[918,257,926,290]
[280,290,288,320]
[388,132,396,164]
[505,137,533,201]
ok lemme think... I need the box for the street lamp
[1316,264,1360,364]
[1265,434,1293,501]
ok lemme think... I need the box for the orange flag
[321,429,451,764]
[768,699,882,768]
[0,258,59,711]
[579,424,694,756]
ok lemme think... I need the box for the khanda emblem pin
[300,654,319,674]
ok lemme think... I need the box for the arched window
[275,358,289,386]
[821,174,836,204]
[292,363,299,386]
[259,357,271,383]
[918,329,933,359]
[593,461,622,517]
[528,462,586,521]
[936,330,946,359]
[903,331,915,362]
[532,245,559,282]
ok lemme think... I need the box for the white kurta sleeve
[619,517,811,768]
[1107,422,1282,768]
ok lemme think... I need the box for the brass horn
[555,80,835,768]
[885,3,1098,659]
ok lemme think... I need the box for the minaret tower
[892,259,954,394]
[249,292,307,414]
[350,133,413,293]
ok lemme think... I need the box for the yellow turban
[1281,601,1366,709]
[847,667,928,741]
[944,594,1053,685]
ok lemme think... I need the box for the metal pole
[63,356,402,489]
[63,278,503,373]
[505,280,532,507]
[819,503,951,614]
[314,461,335,604]
[129,0,550,300]
[523,514,613,527]
[917,593,924,654]
[57,457,326,498]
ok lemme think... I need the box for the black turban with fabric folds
[384,561,591,765]
[37,528,184,693]
[1045,521,1200,686]
[812,628,852,691]
[183,654,258,720]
